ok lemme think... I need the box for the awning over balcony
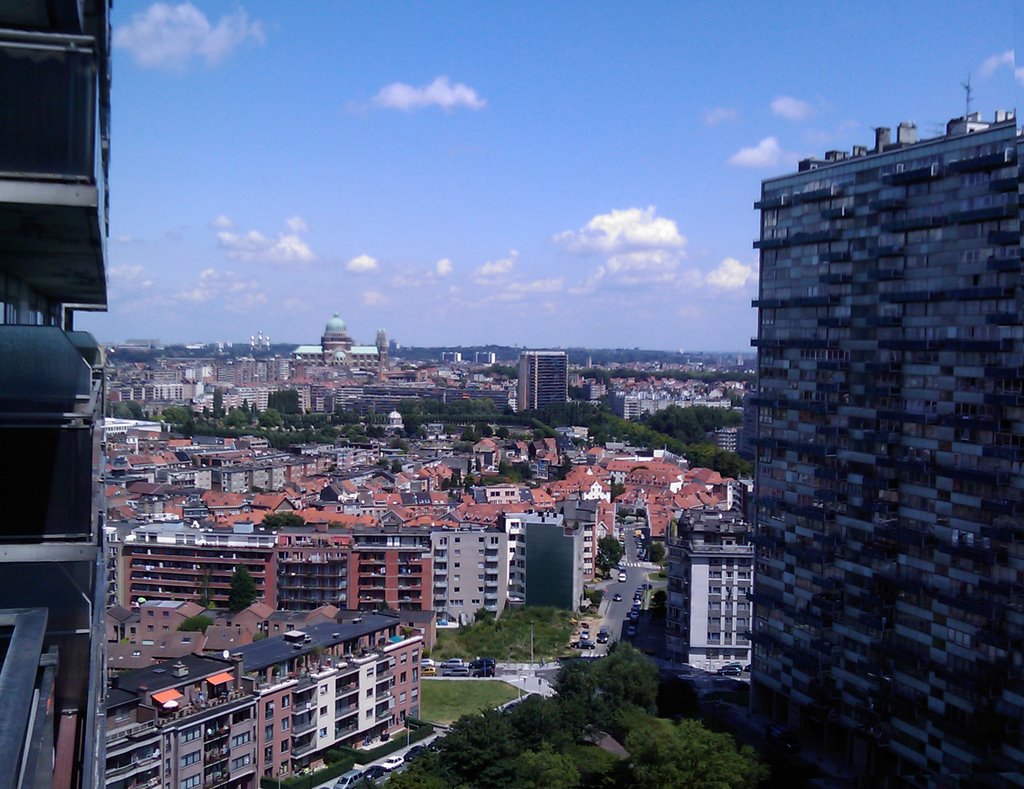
[206,672,233,686]
[152,688,183,705]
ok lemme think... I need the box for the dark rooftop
[111,653,233,698]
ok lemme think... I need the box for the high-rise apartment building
[517,350,568,412]
[0,1,111,784]
[751,112,1022,781]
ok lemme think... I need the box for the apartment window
[281,719,289,731]
[320,727,328,738]
[320,685,328,695]
[182,725,201,742]
[400,653,407,664]
[282,697,290,708]
[180,750,200,768]
[412,668,418,682]
[264,725,272,741]
[180,777,200,789]
[264,702,275,719]
[366,689,373,698]
[400,692,407,703]
[400,671,407,683]
[231,731,251,747]
[231,754,251,770]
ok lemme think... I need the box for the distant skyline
[80,1,1020,350]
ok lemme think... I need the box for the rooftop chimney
[874,127,891,152]
[171,660,188,678]
[896,122,917,145]
[852,145,868,157]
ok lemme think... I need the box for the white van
[618,571,627,582]
[333,769,365,789]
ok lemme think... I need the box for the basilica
[291,313,388,372]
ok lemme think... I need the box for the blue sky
[80,0,1020,351]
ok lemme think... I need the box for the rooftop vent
[171,661,188,678]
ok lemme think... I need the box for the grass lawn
[431,606,577,661]
[420,679,520,724]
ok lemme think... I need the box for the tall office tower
[517,350,569,412]
[751,112,1023,782]
[0,1,111,785]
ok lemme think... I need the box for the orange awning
[206,672,234,686]
[152,688,183,705]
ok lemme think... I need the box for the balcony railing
[0,30,96,181]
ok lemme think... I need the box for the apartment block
[430,528,509,624]
[276,529,352,611]
[0,0,112,783]
[521,512,585,610]
[349,528,433,612]
[666,508,753,670]
[104,615,421,782]
[751,113,1023,780]
[122,522,277,609]
[517,350,568,412]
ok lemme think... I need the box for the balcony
[0,30,108,306]
[292,712,317,735]
[203,743,229,763]
[291,736,318,758]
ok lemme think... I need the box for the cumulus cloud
[554,207,686,254]
[114,2,265,71]
[346,254,379,273]
[218,230,314,264]
[729,137,783,167]
[500,277,564,299]
[362,290,387,306]
[770,95,815,121]
[210,214,234,230]
[701,107,738,126]
[707,257,756,290]
[475,250,518,279]
[370,76,487,112]
[177,268,267,311]
[435,257,453,277]
[980,49,1024,84]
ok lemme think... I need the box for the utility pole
[530,623,534,665]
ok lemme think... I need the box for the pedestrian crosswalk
[619,561,654,568]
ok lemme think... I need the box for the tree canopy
[228,565,258,612]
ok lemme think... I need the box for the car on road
[625,625,637,637]
[718,665,743,676]
[442,665,471,677]
[618,571,627,582]
[612,592,622,602]
[380,755,405,772]
[404,744,426,763]
[441,657,466,668]
[576,639,597,650]
[470,658,496,677]
[597,631,609,644]
[743,664,752,673]
[421,665,437,676]
[361,765,387,783]
[333,768,365,789]
[420,658,436,668]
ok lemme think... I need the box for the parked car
[577,639,597,650]
[333,769,365,789]
[361,765,387,782]
[596,631,609,644]
[404,745,426,763]
[421,665,437,676]
[420,658,436,668]
[442,665,472,677]
[612,593,622,602]
[743,664,752,673]
[618,571,627,582]
[718,665,743,677]
[625,625,637,637]
[470,658,496,677]
[441,658,466,669]
[380,755,405,772]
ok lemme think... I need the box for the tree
[609,481,626,500]
[228,565,258,612]
[495,425,510,439]
[258,408,283,428]
[436,708,520,788]
[126,400,145,420]
[161,405,192,425]
[224,407,249,428]
[178,614,214,633]
[596,535,623,574]
[593,642,659,717]
[461,425,478,443]
[261,512,305,531]
[213,387,224,418]
[648,540,666,564]
[514,747,579,789]
[391,459,404,473]
[626,717,768,789]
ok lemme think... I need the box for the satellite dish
[222,650,230,660]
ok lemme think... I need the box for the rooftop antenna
[961,74,973,119]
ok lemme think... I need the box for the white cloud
[177,268,267,311]
[706,257,756,290]
[701,107,738,126]
[505,277,564,295]
[362,290,387,306]
[435,257,453,277]
[475,250,518,279]
[113,234,138,245]
[285,216,308,233]
[554,207,686,254]
[109,264,154,289]
[729,137,783,167]
[979,49,1024,85]
[770,96,814,121]
[370,76,487,112]
[114,2,265,71]
[568,266,606,295]
[216,218,315,265]
[346,254,379,273]
[211,214,234,230]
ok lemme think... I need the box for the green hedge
[258,722,435,789]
